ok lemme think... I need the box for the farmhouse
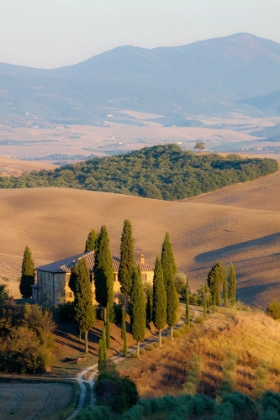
[32,251,154,306]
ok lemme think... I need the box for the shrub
[173,329,181,338]
[145,344,153,351]
[58,302,75,322]
[260,409,280,420]
[213,401,234,420]
[267,299,280,320]
[222,392,256,416]
[130,351,138,358]
[192,394,216,416]
[262,391,280,415]
[139,348,146,355]
[94,371,139,413]
[194,316,204,323]
[152,342,159,348]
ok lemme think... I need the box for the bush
[267,300,280,320]
[262,391,280,415]
[173,329,181,338]
[139,348,146,355]
[130,351,138,358]
[94,371,139,413]
[192,394,215,416]
[58,302,75,322]
[222,392,256,416]
[260,409,280,420]
[152,342,159,348]
[213,401,234,420]
[145,344,153,351]
[194,316,204,323]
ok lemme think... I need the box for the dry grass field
[0,381,75,420]
[0,168,279,308]
[0,155,56,177]
[117,309,280,400]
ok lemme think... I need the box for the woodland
[0,145,278,200]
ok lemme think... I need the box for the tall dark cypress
[166,273,179,340]
[161,232,177,289]
[118,219,135,301]
[207,261,225,307]
[84,229,98,252]
[131,266,146,357]
[94,225,114,348]
[152,256,167,347]
[121,305,127,357]
[72,257,95,353]
[20,246,35,298]
[228,263,236,306]
[223,266,228,307]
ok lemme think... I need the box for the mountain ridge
[1,33,280,123]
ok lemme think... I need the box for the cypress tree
[84,229,98,252]
[161,232,177,288]
[118,219,135,301]
[20,245,35,298]
[152,256,167,347]
[94,225,114,348]
[223,266,228,307]
[185,277,190,326]
[121,305,127,357]
[146,291,152,325]
[166,273,179,340]
[228,263,236,306]
[98,323,107,371]
[207,261,225,307]
[72,257,95,353]
[106,304,110,350]
[131,266,146,357]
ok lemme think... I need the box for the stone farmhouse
[32,250,154,306]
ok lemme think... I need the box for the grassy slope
[0,170,279,307]
[117,308,280,400]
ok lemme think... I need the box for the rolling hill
[1,33,280,124]
[0,169,279,308]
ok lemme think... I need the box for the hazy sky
[1,0,279,69]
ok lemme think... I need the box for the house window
[142,273,147,281]
[114,273,118,282]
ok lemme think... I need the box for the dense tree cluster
[0,304,55,373]
[0,144,278,200]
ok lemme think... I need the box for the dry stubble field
[0,381,74,420]
[0,168,279,308]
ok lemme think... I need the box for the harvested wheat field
[0,381,74,420]
[0,155,56,177]
[0,170,279,308]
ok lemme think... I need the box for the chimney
[140,254,145,264]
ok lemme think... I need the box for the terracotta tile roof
[36,251,154,273]
[36,251,95,273]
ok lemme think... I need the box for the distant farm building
[32,251,154,306]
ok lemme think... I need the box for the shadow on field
[195,232,280,263]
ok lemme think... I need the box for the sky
[1,0,280,69]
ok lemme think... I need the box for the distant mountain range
[1,33,280,124]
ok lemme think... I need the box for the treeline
[0,144,278,200]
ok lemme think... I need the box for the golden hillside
[0,170,279,307]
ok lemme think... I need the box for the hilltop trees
[94,225,114,349]
[19,246,35,298]
[84,229,98,252]
[118,219,135,302]
[152,257,167,347]
[130,266,146,357]
[71,257,95,353]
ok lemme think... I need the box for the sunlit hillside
[0,169,279,307]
